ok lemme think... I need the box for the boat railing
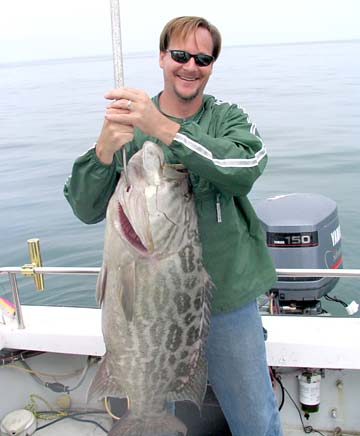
[1,265,360,329]
[2,266,360,277]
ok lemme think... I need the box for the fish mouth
[118,202,147,253]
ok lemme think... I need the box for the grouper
[88,141,212,436]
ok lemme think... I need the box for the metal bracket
[21,239,45,291]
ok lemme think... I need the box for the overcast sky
[1,0,360,63]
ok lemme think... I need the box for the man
[64,16,283,436]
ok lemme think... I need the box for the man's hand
[104,87,180,146]
[96,112,134,164]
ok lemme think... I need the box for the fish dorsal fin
[120,261,136,322]
[96,265,107,306]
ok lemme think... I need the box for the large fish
[88,141,212,436]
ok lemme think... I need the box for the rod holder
[21,238,45,291]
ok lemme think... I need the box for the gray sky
[1,0,360,63]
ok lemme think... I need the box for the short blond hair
[159,16,222,60]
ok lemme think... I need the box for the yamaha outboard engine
[255,193,343,314]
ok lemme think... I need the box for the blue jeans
[205,300,283,436]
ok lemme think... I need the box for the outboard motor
[255,193,343,314]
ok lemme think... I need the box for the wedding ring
[127,100,132,110]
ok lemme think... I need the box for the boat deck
[20,418,316,436]
[25,416,112,436]
[1,349,359,436]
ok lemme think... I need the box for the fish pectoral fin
[96,264,107,306]
[166,349,208,411]
[120,262,136,321]
[87,354,127,402]
[120,261,136,322]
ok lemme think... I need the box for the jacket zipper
[216,193,222,223]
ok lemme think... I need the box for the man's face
[159,27,214,103]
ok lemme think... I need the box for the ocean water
[0,40,359,314]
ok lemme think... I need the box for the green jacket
[64,94,276,314]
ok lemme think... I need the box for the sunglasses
[167,50,214,67]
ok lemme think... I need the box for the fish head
[111,141,191,257]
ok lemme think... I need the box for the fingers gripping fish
[88,141,212,436]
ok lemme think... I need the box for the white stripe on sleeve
[174,133,267,168]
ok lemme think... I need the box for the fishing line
[109,0,129,187]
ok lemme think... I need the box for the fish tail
[108,410,187,436]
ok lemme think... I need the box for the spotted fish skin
[88,141,212,436]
